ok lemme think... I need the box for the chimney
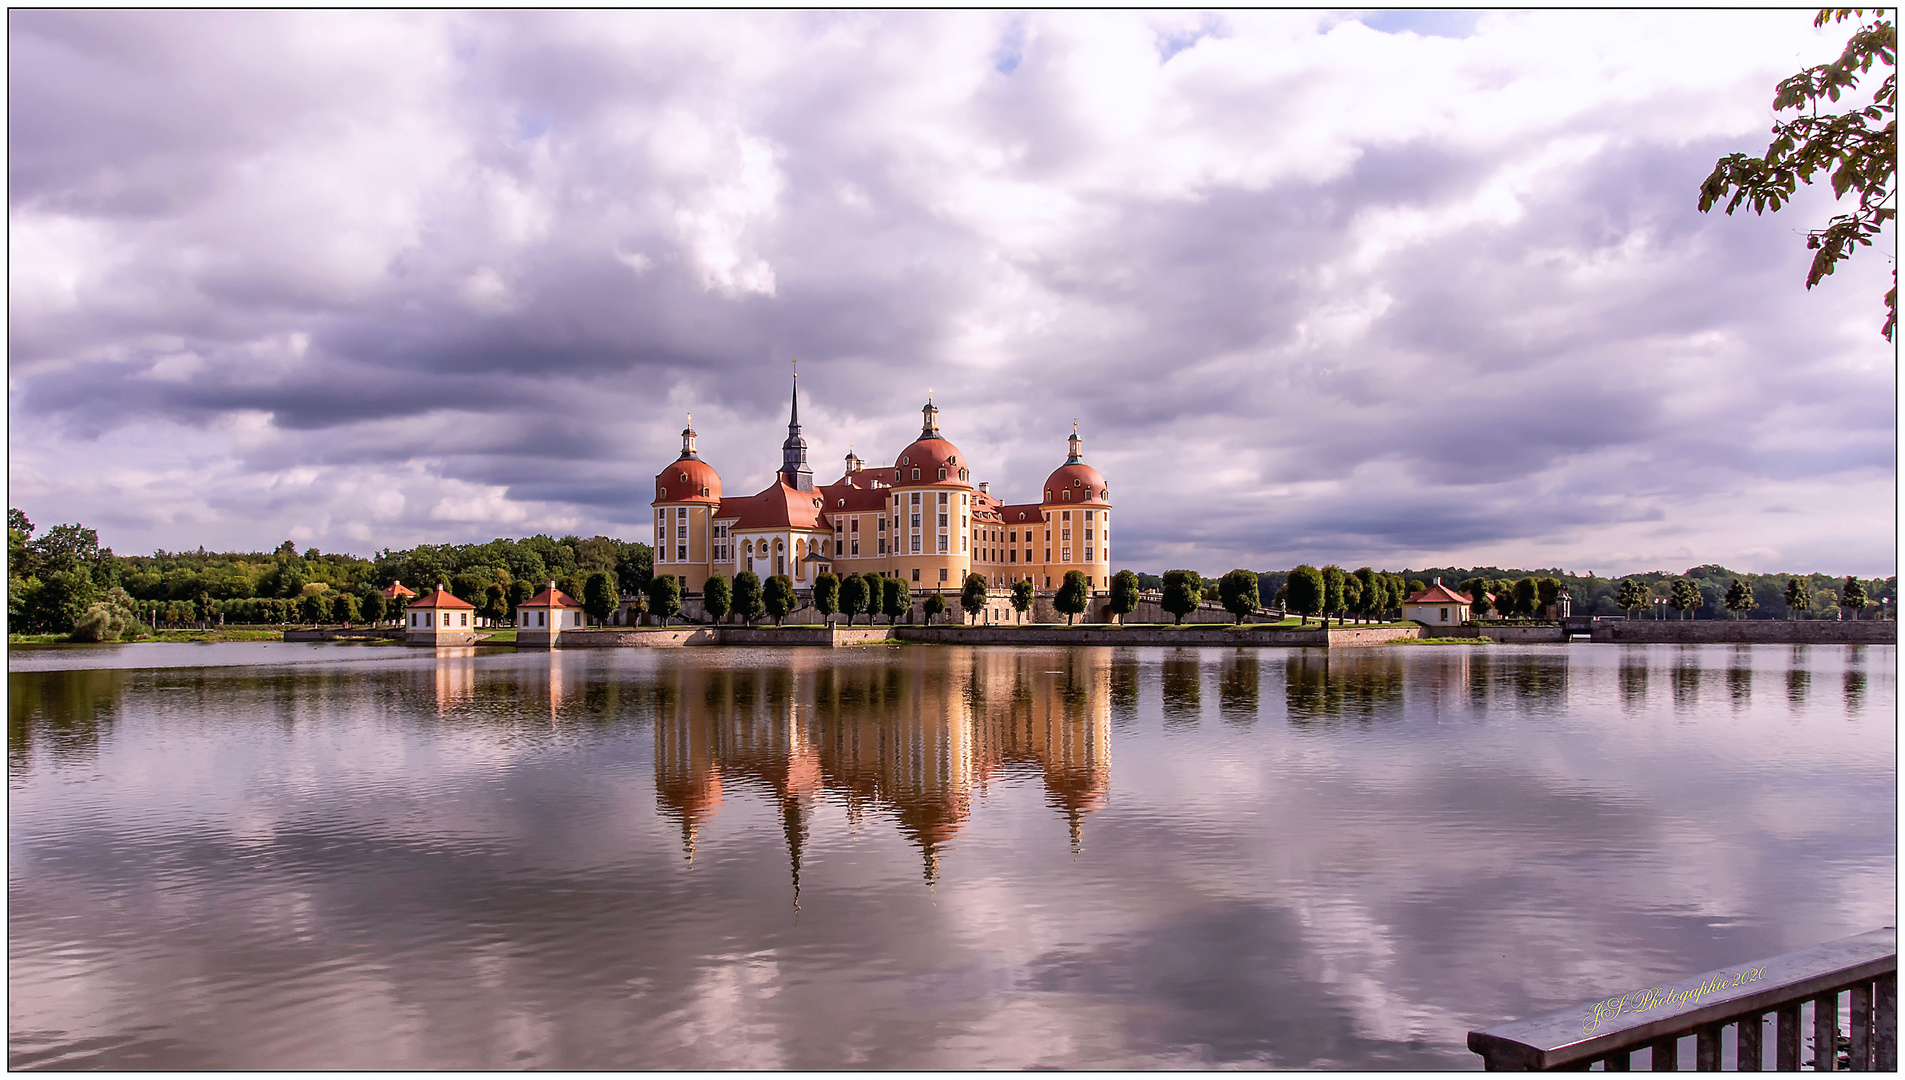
[978,481,990,495]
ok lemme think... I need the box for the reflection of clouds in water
[6,644,1892,1069]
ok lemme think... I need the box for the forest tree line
[8,509,654,636]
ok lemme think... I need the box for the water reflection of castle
[653,650,1111,887]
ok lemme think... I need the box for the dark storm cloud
[7,10,1894,572]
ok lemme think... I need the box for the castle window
[679,473,688,483]
[1074,478,1081,487]
[938,468,946,480]
[910,492,920,505]
[678,507,687,518]
[701,487,709,497]
[938,491,948,505]
[1062,490,1071,500]
[959,469,968,481]
[912,469,920,480]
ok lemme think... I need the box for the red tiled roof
[1405,584,1472,605]
[520,586,582,609]
[409,586,476,610]
[818,477,890,514]
[381,580,418,599]
[999,502,1043,523]
[654,456,722,505]
[1044,462,1110,506]
[715,480,829,532]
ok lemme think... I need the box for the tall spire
[920,389,940,439]
[678,413,699,460]
[780,360,813,491]
[1067,420,1083,464]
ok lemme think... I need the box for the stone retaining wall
[891,624,1424,648]
[544,626,897,649]
[1590,620,1896,644]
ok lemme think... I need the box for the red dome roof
[1043,462,1110,506]
[887,436,972,487]
[654,457,721,504]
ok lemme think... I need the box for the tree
[1010,579,1035,624]
[1458,577,1490,618]
[300,591,329,624]
[1053,571,1090,625]
[1537,577,1565,616]
[1785,576,1812,619]
[922,590,948,625]
[732,571,763,626]
[814,572,841,626]
[1340,574,1363,624]
[1108,569,1141,625]
[1725,577,1758,619]
[71,587,143,643]
[1217,569,1261,625]
[1286,565,1325,625]
[480,583,507,622]
[959,573,988,624]
[882,577,911,625]
[1698,9,1897,340]
[1843,574,1869,617]
[764,574,797,626]
[333,593,361,625]
[1352,567,1380,624]
[1670,578,1703,620]
[1160,569,1201,625]
[699,574,728,625]
[360,589,387,625]
[647,574,683,626]
[582,570,619,625]
[1616,578,1651,618]
[840,574,869,627]
[1320,566,1346,624]
[1513,577,1539,620]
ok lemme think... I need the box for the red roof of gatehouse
[1404,583,1472,605]
[409,585,476,610]
[520,584,583,609]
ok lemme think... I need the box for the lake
[8,642,1895,1069]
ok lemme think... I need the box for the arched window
[911,468,920,480]
[959,468,968,481]
[937,468,946,480]
[1063,490,1071,500]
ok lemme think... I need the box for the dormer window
[959,468,968,481]
[911,468,920,480]
[702,487,710,496]
[1073,478,1081,487]
[937,468,947,480]
[680,473,688,483]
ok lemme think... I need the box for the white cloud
[6,10,1893,575]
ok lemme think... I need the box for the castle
[652,374,1111,596]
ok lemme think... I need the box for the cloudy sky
[8,10,1896,576]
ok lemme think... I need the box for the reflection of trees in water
[1283,652,1404,724]
[1670,648,1705,713]
[1617,656,1650,712]
[1844,668,1867,715]
[9,668,126,771]
[1161,651,1201,725]
[1727,647,1753,709]
[1786,646,1811,711]
[653,649,1111,887]
[1218,653,1260,726]
[1109,650,1140,729]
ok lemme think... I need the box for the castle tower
[780,370,813,492]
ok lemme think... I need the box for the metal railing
[1468,928,1895,1070]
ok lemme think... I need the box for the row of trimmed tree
[1613,573,1878,620]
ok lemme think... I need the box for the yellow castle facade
[651,374,1112,596]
